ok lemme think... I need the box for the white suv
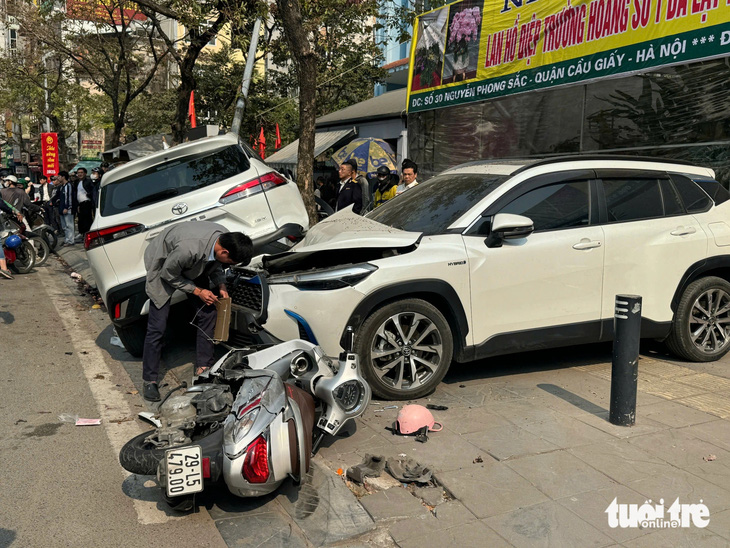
[227,156,730,400]
[85,133,308,356]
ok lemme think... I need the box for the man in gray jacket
[142,221,253,401]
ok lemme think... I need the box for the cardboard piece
[214,297,232,342]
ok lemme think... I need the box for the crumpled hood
[261,208,421,274]
[294,207,421,252]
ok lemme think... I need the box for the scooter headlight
[224,398,261,444]
[334,380,365,413]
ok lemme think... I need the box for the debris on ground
[110,331,125,348]
[109,416,134,424]
[385,457,432,484]
[704,454,717,462]
[94,374,105,380]
[346,454,385,484]
[14,419,27,425]
[426,404,449,411]
[70,272,81,279]
[75,418,101,426]
[473,455,484,463]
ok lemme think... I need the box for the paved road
[0,257,227,548]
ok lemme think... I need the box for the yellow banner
[408,0,730,111]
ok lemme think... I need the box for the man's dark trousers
[142,296,217,383]
[77,200,93,234]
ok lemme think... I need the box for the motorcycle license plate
[165,446,203,497]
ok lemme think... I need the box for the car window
[603,178,663,222]
[670,174,713,212]
[694,179,730,205]
[660,179,685,216]
[100,145,250,216]
[499,181,590,232]
[367,173,508,234]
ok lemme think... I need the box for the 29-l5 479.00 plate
[165,445,203,497]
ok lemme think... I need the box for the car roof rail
[510,154,700,176]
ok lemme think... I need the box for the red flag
[188,91,197,129]
[258,126,266,159]
[275,123,281,150]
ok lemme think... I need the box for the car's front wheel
[355,299,453,400]
[667,276,730,362]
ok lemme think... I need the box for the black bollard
[609,294,642,426]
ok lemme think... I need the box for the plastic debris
[92,304,101,309]
[70,272,81,279]
[58,413,79,423]
[138,412,162,428]
[426,404,449,411]
[704,454,717,462]
[110,330,125,348]
[473,456,484,463]
[75,418,101,426]
[336,468,344,476]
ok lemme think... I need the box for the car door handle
[670,227,696,236]
[572,239,602,250]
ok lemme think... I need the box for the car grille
[229,282,263,311]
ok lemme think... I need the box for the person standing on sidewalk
[141,221,253,401]
[75,167,95,238]
[52,171,77,246]
[335,159,363,214]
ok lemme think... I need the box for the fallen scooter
[118,334,370,510]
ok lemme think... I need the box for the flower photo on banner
[444,1,482,84]
[411,7,449,92]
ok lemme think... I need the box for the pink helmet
[396,405,443,434]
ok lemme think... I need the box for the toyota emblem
[172,203,188,215]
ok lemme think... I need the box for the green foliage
[268,0,387,117]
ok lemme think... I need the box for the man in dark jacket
[51,171,77,246]
[74,167,95,236]
[335,159,363,214]
[141,221,253,401]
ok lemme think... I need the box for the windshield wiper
[128,188,179,208]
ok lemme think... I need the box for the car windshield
[367,173,509,234]
[100,145,250,216]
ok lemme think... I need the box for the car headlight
[267,263,377,290]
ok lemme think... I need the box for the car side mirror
[485,213,534,248]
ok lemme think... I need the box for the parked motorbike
[119,335,371,511]
[1,227,36,274]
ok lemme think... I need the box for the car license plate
[165,445,203,497]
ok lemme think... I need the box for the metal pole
[230,17,262,136]
[43,53,51,132]
[609,294,642,426]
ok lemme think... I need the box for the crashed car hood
[262,208,422,274]
[294,208,421,252]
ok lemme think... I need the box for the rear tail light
[242,435,269,483]
[202,457,211,479]
[85,223,144,250]
[113,302,122,320]
[220,172,287,205]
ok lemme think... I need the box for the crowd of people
[0,164,110,280]
[314,158,420,215]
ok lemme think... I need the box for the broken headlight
[267,263,377,290]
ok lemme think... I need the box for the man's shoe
[143,382,161,402]
[0,269,13,280]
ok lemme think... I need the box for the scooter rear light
[242,435,269,483]
[85,223,144,250]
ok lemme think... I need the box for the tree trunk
[172,64,195,145]
[277,0,318,227]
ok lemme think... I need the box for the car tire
[355,298,453,400]
[116,320,147,357]
[666,276,730,362]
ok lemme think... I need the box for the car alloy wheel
[689,288,730,354]
[357,299,453,400]
[667,276,730,362]
[371,311,443,391]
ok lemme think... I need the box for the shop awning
[266,127,356,166]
